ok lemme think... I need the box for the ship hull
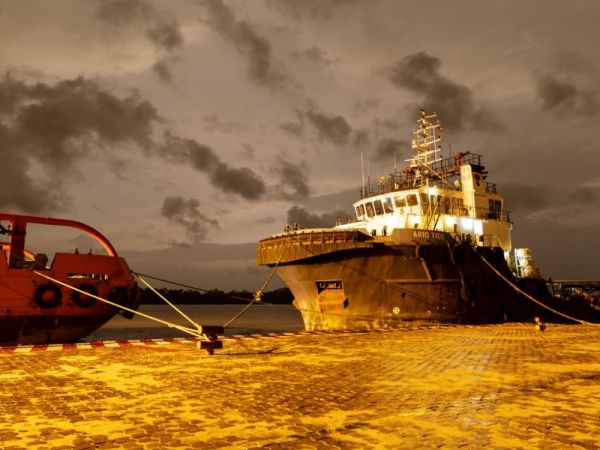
[258,229,600,330]
[0,314,115,346]
[0,254,139,346]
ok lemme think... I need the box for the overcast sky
[1,0,599,289]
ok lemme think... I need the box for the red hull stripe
[0,326,481,353]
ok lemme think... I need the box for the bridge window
[358,204,366,217]
[383,197,394,214]
[420,193,429,205]
[488,199,502,219]
[355,206,361,218]
[374,199,384,215]
[406,194,418,206]
[394,196,406,208]
[365,202,375,217]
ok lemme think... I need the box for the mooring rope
[33,271,207,338]
[478,254,600,326]
[136,274,201,332]
[222,247,285,328]
[132,271,254,303]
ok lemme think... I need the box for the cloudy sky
[1,0,599,289]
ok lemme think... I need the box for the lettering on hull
[315,280,347,313]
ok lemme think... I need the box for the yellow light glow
[460,217,473,232]
[409,215,420,227]
[444,215,456,227]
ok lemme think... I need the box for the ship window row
[355,193,419,218]
[355,193,505,221]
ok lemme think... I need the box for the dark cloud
[385,51,503,132]
[0,75,267,212]
[271,159,310,200]
[305,110,352,145]
[287,206,349,228]
[374,138,409,161]
[161,196,219,244]
[160,133,266,200]
[536,74,598,116]
[290,46,334,66]
[152,59,174,83]
[0,76,157,212]
[202,0,287,91]
[146,20,184,51]
[95,0,184,83]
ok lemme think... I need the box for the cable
[132,271,253,303]
[223,247,285,328]
[478,253,599,326]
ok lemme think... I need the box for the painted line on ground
[0,324,480,354]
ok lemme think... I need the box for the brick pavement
[0,324,599,449]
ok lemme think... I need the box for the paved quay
[1,324,599,449]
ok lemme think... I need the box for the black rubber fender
[34,284,62,309]
[109,286,135,319]
[72,283,98,307]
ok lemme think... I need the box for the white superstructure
[336,110,513,251]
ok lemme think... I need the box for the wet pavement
[1,324,599,449]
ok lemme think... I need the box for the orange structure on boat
[0,213,139,345]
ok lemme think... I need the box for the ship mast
[408,110,443,167]
[407,109,446,187]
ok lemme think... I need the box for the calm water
[85,304,305,341]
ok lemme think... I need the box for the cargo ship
[0,213,139,345]
[257,110,600,330]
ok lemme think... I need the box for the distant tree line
[139,287,293,305]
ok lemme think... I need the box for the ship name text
[413,231,445,241]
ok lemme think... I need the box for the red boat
[0,213,139,345]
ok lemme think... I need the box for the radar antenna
[408,109,444,168]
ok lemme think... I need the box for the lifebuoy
[34,284,62,308]
[72,283,98,307]
[109,286,135,319]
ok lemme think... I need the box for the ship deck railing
[548,280,600,306]
[358,203,511,223]
[360,153,494,199]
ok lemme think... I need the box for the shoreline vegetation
[139,287,293,305]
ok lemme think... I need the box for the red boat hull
[0,214,138,345]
